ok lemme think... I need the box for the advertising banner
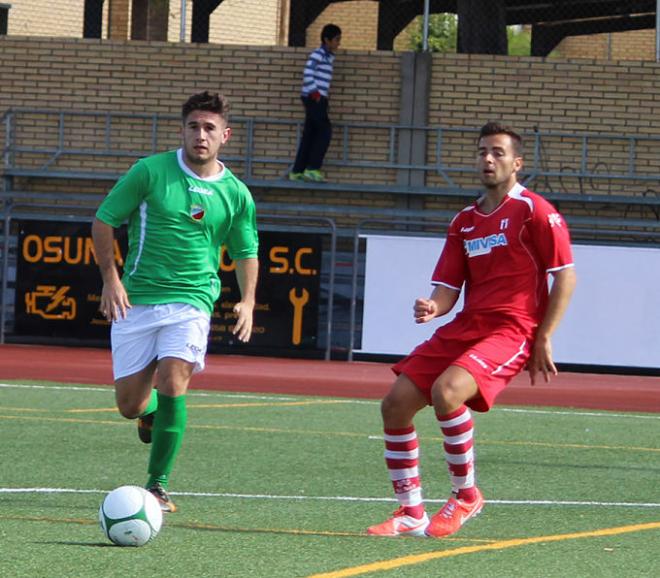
[212,231,322,351]
[15,220,123,340]
[359,235,463,355]
[359,234,660,368]
[14,220,322,352]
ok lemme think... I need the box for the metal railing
[3,108,660,207]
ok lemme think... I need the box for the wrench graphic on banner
[288,288,309,345]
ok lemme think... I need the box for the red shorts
[392,313,533,412]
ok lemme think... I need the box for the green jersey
[96,149,259,315]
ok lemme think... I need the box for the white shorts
[110,303,211,380]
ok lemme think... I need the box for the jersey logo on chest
[190,204,205,221]
[188,184,214,196]
[464,233,508,257]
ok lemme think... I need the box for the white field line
[0,383,111,393]
[496,407,660,420]
[1,382,658,418]
[1,487,659,509]
[0,383,298,402]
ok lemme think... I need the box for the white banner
[358,235,660,369]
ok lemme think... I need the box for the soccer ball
[99,485,163,546]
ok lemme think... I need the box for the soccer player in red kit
[367,122,576,538]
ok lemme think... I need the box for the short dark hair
[321,24,341,43]
[181,91,229,123]
[478,122,522,155]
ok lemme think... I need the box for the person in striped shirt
[289,24,341,183]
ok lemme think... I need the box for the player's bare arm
[91,218,131,321]
[414,284,460,324]
[232,257,259,342]
[529,266,577,385]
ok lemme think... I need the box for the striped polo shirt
[301,45,336,98]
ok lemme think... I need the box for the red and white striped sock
[437,405,477,502]
[383,426,426,519]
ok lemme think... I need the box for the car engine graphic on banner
[25,285,77,320]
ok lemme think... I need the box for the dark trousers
[292,96,332,173]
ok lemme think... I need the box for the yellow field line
[0,406,54,412]
[0,412,658,453]
[478,439,660,453]
[191,423,368,438]
[0,514,94,526]
[66,407,119,413]
[0,414,124,426]
[0,406,117,414]
[0,399,349,414]
[62,399,347,413]
[188,400,350,409]
[306,521,660,578]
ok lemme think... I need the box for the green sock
[147,392,187,489]
[141,389,158,417]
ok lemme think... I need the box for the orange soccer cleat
[367,506,429,537]
[425,487,484,538]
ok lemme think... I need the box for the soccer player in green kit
[92,92,259,512]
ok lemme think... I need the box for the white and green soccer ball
[99,485,163,546]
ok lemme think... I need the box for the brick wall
[209,0,281,45]
[307,0,377,51]
[5,1,658,59]
[0,36,401,125]
[557,29,656,61]
[108,0,131,40]
[168,0,285,45]
[0,36,401,198]
[426,52,660,199]
[427,53,659,133]
[6,0,106,37]
[1,36,658,226]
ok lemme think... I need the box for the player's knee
[155,362,193,397]
[431,377,462,411]
[116,402,140,420]
[115,393,143,419]
[380,394,398,421]
[380,391,416,426]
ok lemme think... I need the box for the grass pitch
[0,381,658,577]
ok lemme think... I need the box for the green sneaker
[289,172,305,181]
[303,169,325,182]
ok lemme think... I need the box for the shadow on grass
[6,513,490,544]
[169,520,492,544]
[36,541,117,548]
[170,520,365,538]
